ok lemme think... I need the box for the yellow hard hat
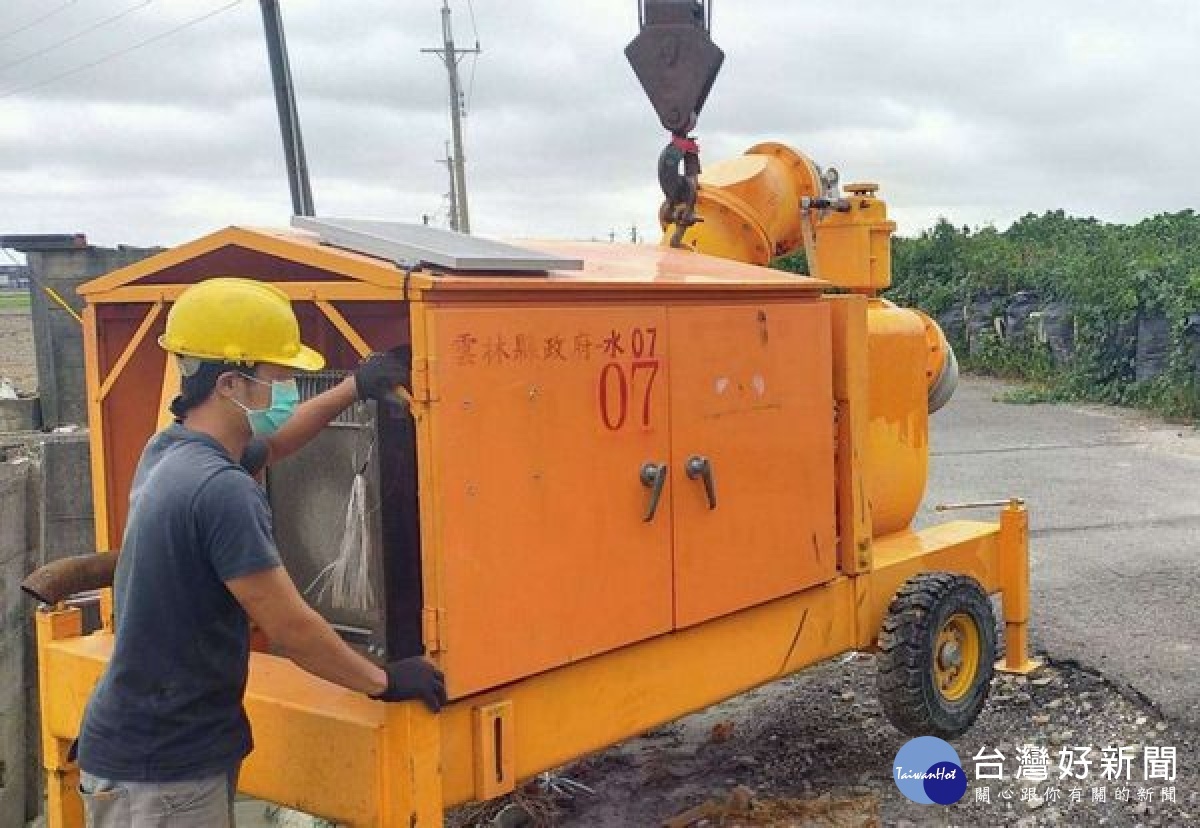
[159,277,325,371]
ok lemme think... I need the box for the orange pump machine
[32,146,1036,826]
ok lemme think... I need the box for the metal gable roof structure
[77,223,827,302]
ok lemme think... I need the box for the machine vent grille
[297,370,371,425]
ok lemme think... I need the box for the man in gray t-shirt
[76,278,444,826]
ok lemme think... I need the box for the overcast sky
[3,0,1200,251]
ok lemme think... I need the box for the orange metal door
[668,302,836,628]
[425,305,673,696]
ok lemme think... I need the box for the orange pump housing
[667,142,957,535]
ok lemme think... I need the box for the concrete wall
[0,458,31,827]
[27,246,159,427]
[25,433,95,564]
[0,431,96,824]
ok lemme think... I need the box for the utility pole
[259,0,314,216]
[422,1,479,234]
[436,141,460,231]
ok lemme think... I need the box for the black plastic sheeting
[912,291,1200,388]
[1135,314,1171,382]
[1004,292,1076,366]
[1088,316,1139,386]
[937,303,967,350]
[1184,314,1200,385]
[966,293,1005,353]
[1004,291,1042,340]
[1037,301,1075,366]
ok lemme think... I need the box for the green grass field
[0,290,31,310]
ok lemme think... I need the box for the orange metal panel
[241,656,387,823]
[425,305,674,697]
[36,609,87,828]
[825,295,873,574]
[94,304,168,547]
[668,302,837,627]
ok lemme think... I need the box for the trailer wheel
[877,572,996,739]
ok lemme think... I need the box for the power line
[464,0,480,114]
[0,1,80,44]
[0,1,244,100]
[0,0,157,75]
[465,50,478,116]
[466,0,479,41]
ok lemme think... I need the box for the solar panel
[291,217,583,272]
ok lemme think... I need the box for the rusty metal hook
[658,136,703,248]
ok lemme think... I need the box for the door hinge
[411,356,439,403]
[422,607,445,653]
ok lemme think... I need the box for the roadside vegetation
[777,211,1200,420]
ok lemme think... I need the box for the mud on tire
[877,572,996,739]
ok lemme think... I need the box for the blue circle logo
[892,737,967,805]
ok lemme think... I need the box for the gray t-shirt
[77,425,281,781]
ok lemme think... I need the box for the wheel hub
[933,612,982,702]
[938,639,962,670]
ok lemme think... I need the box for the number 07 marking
[598,359,660,431]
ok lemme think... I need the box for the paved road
[924,377,1200,729]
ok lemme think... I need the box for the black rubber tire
[877,572,996,739]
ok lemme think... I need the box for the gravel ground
[0,307,36,392]
[450,655,1198,827]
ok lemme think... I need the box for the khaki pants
[80,769,238,827]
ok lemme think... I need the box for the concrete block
[0,459,31,826]
[0,397,41,433]
[27,246,160,427]
[13,432,96,565]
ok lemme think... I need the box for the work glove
[354,347,412,411]
[372,656,447,711]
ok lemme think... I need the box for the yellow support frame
[95,301,163,402]
[36,513,1030,826]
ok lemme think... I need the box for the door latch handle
[639,462,668,522]
[685,455,717,510]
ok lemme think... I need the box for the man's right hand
[373,657,448,711]
[354,347,411,408]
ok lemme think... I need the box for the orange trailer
[32,144,1036,826]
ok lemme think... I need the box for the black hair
[169,360,256,421]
